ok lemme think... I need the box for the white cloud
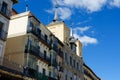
[110,0,120,7]
[73,26,90,34]
[72,26,98,46]
[74,33,98,46]
[58,7,72,20]
[52,0,107,12]
[45,7,72,20]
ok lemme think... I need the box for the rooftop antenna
[25,0,29,11]
[53,1,59,21]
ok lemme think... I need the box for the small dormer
[69,36,76,52]
[69,28,77,52]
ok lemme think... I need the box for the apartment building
[47,21,84,80]
[0,0,18,60]
[2,2,101,80]
[0,0,20,80]
[4,11,62,80]
[83,63,101,80]
[47,8,84,79]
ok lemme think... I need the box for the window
[77,62,79,70]
[37,28,41,35]
[73,59,75,68]
[45,34,47,41]
[65,74,67,80]
[30,21,34,28]
[1,2,8,14]
[0,21,3,29]
[65,53,68,63]
[44,50,47,59]
[43,68,46,75]
[0,44,3,56]
[49,71,51,77]
[0,21,3,31]
[27,56,37,70]
[0,21,3,36]
[70,56,72,66]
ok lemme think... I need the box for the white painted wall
[8,13,29,37]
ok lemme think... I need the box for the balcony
[25,44,40,57]
[35,71,48,80]
[27,28,52,49]
[39,51,51,64]
[0,30,7,41]
[24,67,49,80]
[0,3,11,18]
[25,44,51,65]
[0,57,23,73]
[24,67,37,78]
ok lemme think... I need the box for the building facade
[0,0,21,80]
[5,11,62,80]
[2,2,101,80]
[0,0,18,60]
[47,20,84,80]
[4,10,85,80]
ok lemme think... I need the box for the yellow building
[83,63,101,80]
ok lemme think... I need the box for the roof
[83,63,101,80]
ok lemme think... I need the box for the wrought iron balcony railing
[25,44,51,64]
[25,44,40,57]
[35,71,48,80]
[24,67,49,80]
[27,28,52,48]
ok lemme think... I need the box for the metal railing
[24,67,49,80]
[35,71,48,80]
[0,30,7,41]
[0,3,11,17]
[0,57,23,72]
[27,28,51,47]
[25,44,51,64]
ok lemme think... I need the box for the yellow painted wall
[4,35,26,69]
[47,22,70,42]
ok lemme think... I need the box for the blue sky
[13,0,120,80]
